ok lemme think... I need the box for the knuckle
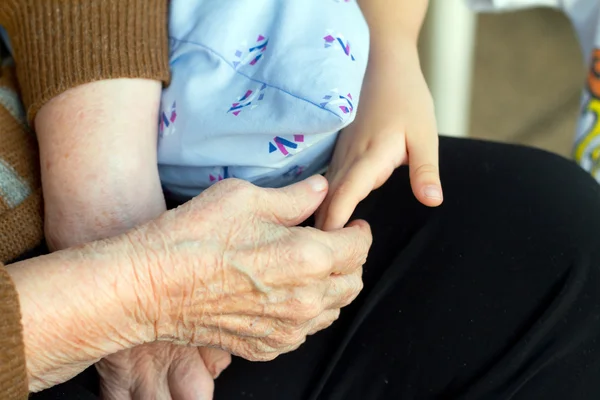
[281,328,308,347]
[247,347,278,362]
[358,250,369,268]
[345,276,364,305]
[219,178,255,198]
[270,198,306,225]
[411,163,439,179]
[356,275,365,293]
[378,163,396,183]
[244,340,277,362]
[258,352,279,362]
[335,274,363,308]
[292,239,332,276]
[246,352,266,362]
[332,308,341,321]
[293,297,323,322]
[332,179,355,200]
[319,312,339,330]
[268,322,308,348]
[339,242,366,275]
[285,335,308,353]
[349,243,367,268]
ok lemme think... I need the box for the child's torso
[158,0,370,200]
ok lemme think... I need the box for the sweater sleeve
[0,266,27,400]
[0,0,170,123]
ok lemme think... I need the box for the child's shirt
[469,0,600,181]
[159,0,369,200]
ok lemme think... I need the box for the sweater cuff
[2,0,170,122]
[0,267,27,399]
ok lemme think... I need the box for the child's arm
[360,0,429,42]
[316,0,442,231]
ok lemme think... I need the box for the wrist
[6,238,155,391]
[122,221,217,348]
[359,0,428,49]
[369,34,420,68]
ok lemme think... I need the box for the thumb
[408,130,443,207]
[168,348,215,400]
[199,347,232,379]
[262,175,328,227]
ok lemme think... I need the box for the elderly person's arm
[0,0,169,123]
[0,268,28,399]
[0,176,370,396]
[35,78,234,398]
[0,0,169,259]
[3,0,232,396]
[0,0,170,250]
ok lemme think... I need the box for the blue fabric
[159,0,369,199]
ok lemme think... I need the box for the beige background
[423,7,585,158]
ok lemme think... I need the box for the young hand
[315,42,443,231]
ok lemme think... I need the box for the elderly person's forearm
[6,239,156,392]
[35,79,166,250]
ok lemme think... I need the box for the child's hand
[315,44,443,231]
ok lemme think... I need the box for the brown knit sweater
[0,1,169,398]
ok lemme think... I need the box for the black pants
[32,137,600,399]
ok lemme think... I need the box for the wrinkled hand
[7,176,370,392]
[97,342,231,400]
[316,43,443,231]
[128,175,372,361]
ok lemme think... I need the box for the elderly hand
[129,175,371,361]
[97,343,230,400]
[7,175,371,392]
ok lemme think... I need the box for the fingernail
[423,185,443,200]
[306,175,327,192]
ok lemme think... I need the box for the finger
[261,175,329,227]
[314,163,351,230]
[320,158,378,231]
[407,128,443,207]
[199,347,232,379]
[244,334,308,362]
[307,309,341,335]
[324,268,364,310]
[131,376,172,400]
[308,220,372,275]
[99,380,132,400]
[168,347,215,400]
[314,189,330,231]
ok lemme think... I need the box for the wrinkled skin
[98,176,371,399]
[97,344,227,400]
[126,177,371,362]
[11,176,371,396]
